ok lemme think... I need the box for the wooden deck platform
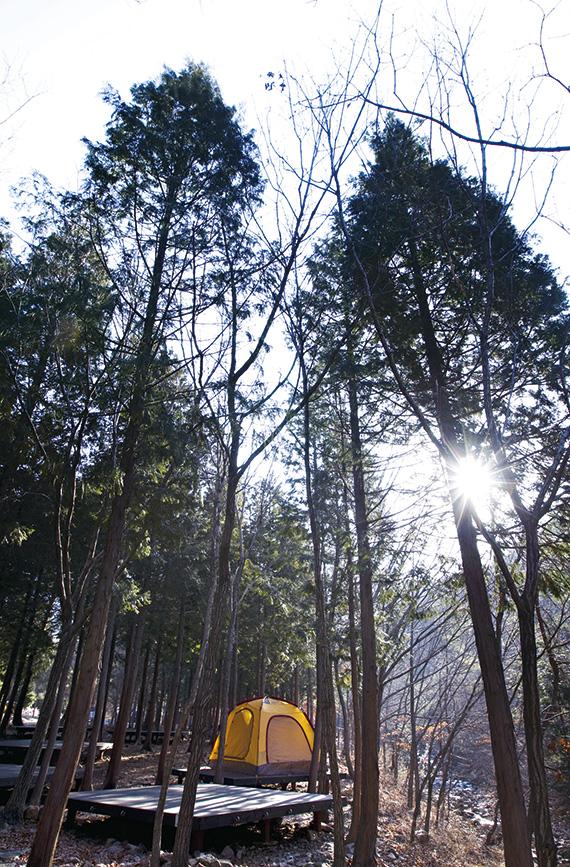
[0,763,83,796]
[172,765,309,788]
[0,740,67,764]
[106,728,187,745]
[66,782,332,849]
[0,764,56,788]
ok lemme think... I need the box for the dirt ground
[0,745,563,866]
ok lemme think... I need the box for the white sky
[1,0,569,275]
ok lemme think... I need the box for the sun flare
[453,456,494,506]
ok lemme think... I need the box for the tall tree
[323,115,568,867]
[26,63,261,867]
[1,197,117,822]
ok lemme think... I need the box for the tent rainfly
[209,697,314,776]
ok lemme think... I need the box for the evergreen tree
[26,63,261,867]
[326,116,568,867]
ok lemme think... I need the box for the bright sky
[1,0,569,274]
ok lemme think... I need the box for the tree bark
[82,604,116,790]
[103,605,148,788]
[28,632,80,807]
[169,462,239,867]
[143,638,163,752]
[348,374,379,867]
[156,592,186,785]
[407,632,419,812]
[452,505,532,867]
[410,236,534,867]
[345,535,362,843]
[302,377,345,867]
[134,644,151,743]
[519,598,557,867]
[26,469,133,867]
[3,624,75,824]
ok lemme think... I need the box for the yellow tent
[209,697,314,776]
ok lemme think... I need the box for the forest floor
[0,744,568,867]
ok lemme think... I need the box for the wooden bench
[95,742,113,761]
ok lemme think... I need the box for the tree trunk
[407,633,419,812]
[156,592,186,785]
[453,505,532,867]
[335,663,354,779]
[25,162,170,862]
[12,653,37,729]
[135,644,151,743]
[143,638,163,752]
[435,750,451,827]
[150,560,219,867]
[213,587,238,784]
[26,471,133,867]
[230,612,239,711]
[409,242,534,867]
[0,577,38,735]
[104,605,148,787]
[28,633,80,807]
[345,537,362,842]
[82,604,116,790]
[3,624,75,824]
[309,646,324,793]
[348,374,379,867]
[169,458,239,867]
[301,357,345,867]
[0,633,23,735]
[519,598,557,867]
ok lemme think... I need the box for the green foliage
[343,116,568,449]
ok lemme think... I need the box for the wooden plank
[107,729,187,745]
[0,740,65,764]
[0,764,56,788]
[175,766,308,787]
[0,764,83,791]
[66,783,332,831]
[12,726,37,738]
[0,740,89,765]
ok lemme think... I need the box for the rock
[196,855,221,867]
[23,805,40,821]
[128,842,148,855]
[477,817,495,830]
[220,845,234,859]
[414,830,429,843]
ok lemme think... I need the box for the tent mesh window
[266,715,312,764]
